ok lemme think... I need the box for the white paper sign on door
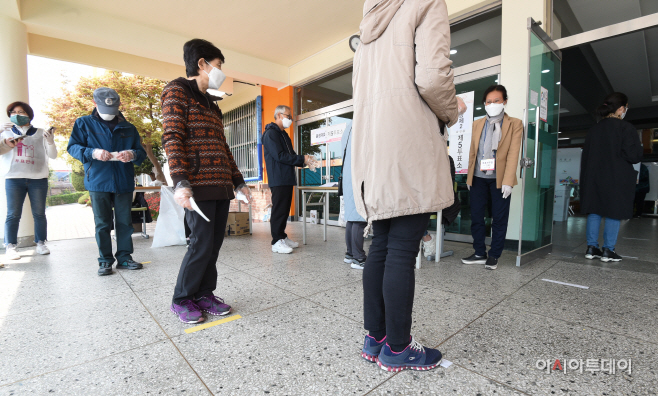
[448,91,475,174]
[310,123,348,146]
[540,86,548,122]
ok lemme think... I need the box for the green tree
[45,71,168,183]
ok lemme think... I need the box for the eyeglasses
[281,114,292,120]
[9,110,28,116]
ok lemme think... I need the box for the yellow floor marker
[185,315,242,334]
[141,261,151,264]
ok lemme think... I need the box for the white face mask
[282,118,293,129]
[485,103,505,117]
[98,112,116,121]
[204,60,227,90]
[621,109,627,119]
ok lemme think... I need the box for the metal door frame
[516,18,562,266]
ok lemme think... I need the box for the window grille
[223,96,263,181]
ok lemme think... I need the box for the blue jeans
[4,178,49,245]
[89,191,134,264]
[586,214,620,250]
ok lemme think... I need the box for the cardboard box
[226,212,250,236]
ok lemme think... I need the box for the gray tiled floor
[1,218,657,395]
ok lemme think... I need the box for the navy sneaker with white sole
[361,334,386,362]
[377,337,443,372]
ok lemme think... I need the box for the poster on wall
[540,86,548,122]
[310,123,347,146]
[448,91,475,174]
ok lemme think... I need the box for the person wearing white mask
[462,85,523,270]
[162,39,253,324]
[67,87,147,276]
[262,105,314,254]
[1,101,58,261]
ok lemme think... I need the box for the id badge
[480,158,495,171]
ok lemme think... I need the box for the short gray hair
[274,105,291,120]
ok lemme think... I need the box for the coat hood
[359,0,404,44]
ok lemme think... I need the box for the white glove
[43,127,55,145]
[467,184,471,191]
[116,150,134,163]
[2,122,14,130]
[174,180,193,209]
[235,183,253,204]
[93,149,112,161]
[502,185,513,199]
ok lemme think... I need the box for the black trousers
[470,176,511,259]
[173,199,230,304]
[634,191,647,217]
[270,186,293,245]
[363,213,431,346]
[345,221,367,260]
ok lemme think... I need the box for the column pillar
[500,0,549,242]
[0,15,35,247]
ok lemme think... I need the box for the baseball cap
[93,87,121,115]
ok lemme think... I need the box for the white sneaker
[272,239,293,254]
[36,241,50,255]
[284,237,299,248]
[422,234,435,258]
[5,244,20,260]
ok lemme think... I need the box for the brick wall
[229,184,272,222]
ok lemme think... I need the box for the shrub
[77,191,91,205]
[71,171,86,192]
[145,192,161,221]
[47,192,86,206]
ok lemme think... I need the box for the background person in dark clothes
[67,87,147,276]
[634,163,650,218]
[580,92,643,262]
[262,105,313,254]
[162,39,252,324]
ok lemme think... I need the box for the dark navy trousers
[470,176,511,259]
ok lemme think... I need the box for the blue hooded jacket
[67,110,146,193]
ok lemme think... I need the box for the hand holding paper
[173,180,193,210]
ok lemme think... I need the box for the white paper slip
[319,182,338,187]
[189,197,210,222]
[541,279,589,289]
[440,360,452,368]
[109,151,121,161]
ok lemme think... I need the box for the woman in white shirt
[2,101,58,261]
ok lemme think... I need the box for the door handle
[534,109,540,179]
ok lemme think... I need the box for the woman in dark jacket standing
[580,92,643,262]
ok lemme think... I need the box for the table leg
[436,210,442,263]
[248,204,253,235]
[303,191,307,245]
[323,192,327,242]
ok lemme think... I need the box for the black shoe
[116,259,143,270]
[600,248,622,262]
[584,246,603,260]
[98,262,113,276]
[461,253,487,265]
[484,256,498,270]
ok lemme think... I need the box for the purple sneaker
[170,300,205,324]
[195,294,232,316]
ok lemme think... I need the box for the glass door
[517,20,562,264]
[296,106,353,225]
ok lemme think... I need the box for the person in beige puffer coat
[353,0,466,371]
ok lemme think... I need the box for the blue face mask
[10,114,30,126]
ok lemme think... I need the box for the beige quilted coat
[352,0,459,223]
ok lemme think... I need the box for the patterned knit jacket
[161,77,244,201]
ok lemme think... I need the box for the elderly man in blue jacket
[68,88,147,276]
[262,105,312,254]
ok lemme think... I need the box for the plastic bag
[338,196,346,227]
[151,186,187,248]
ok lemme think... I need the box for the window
[223,97,263,181]
[296,67,353,115]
